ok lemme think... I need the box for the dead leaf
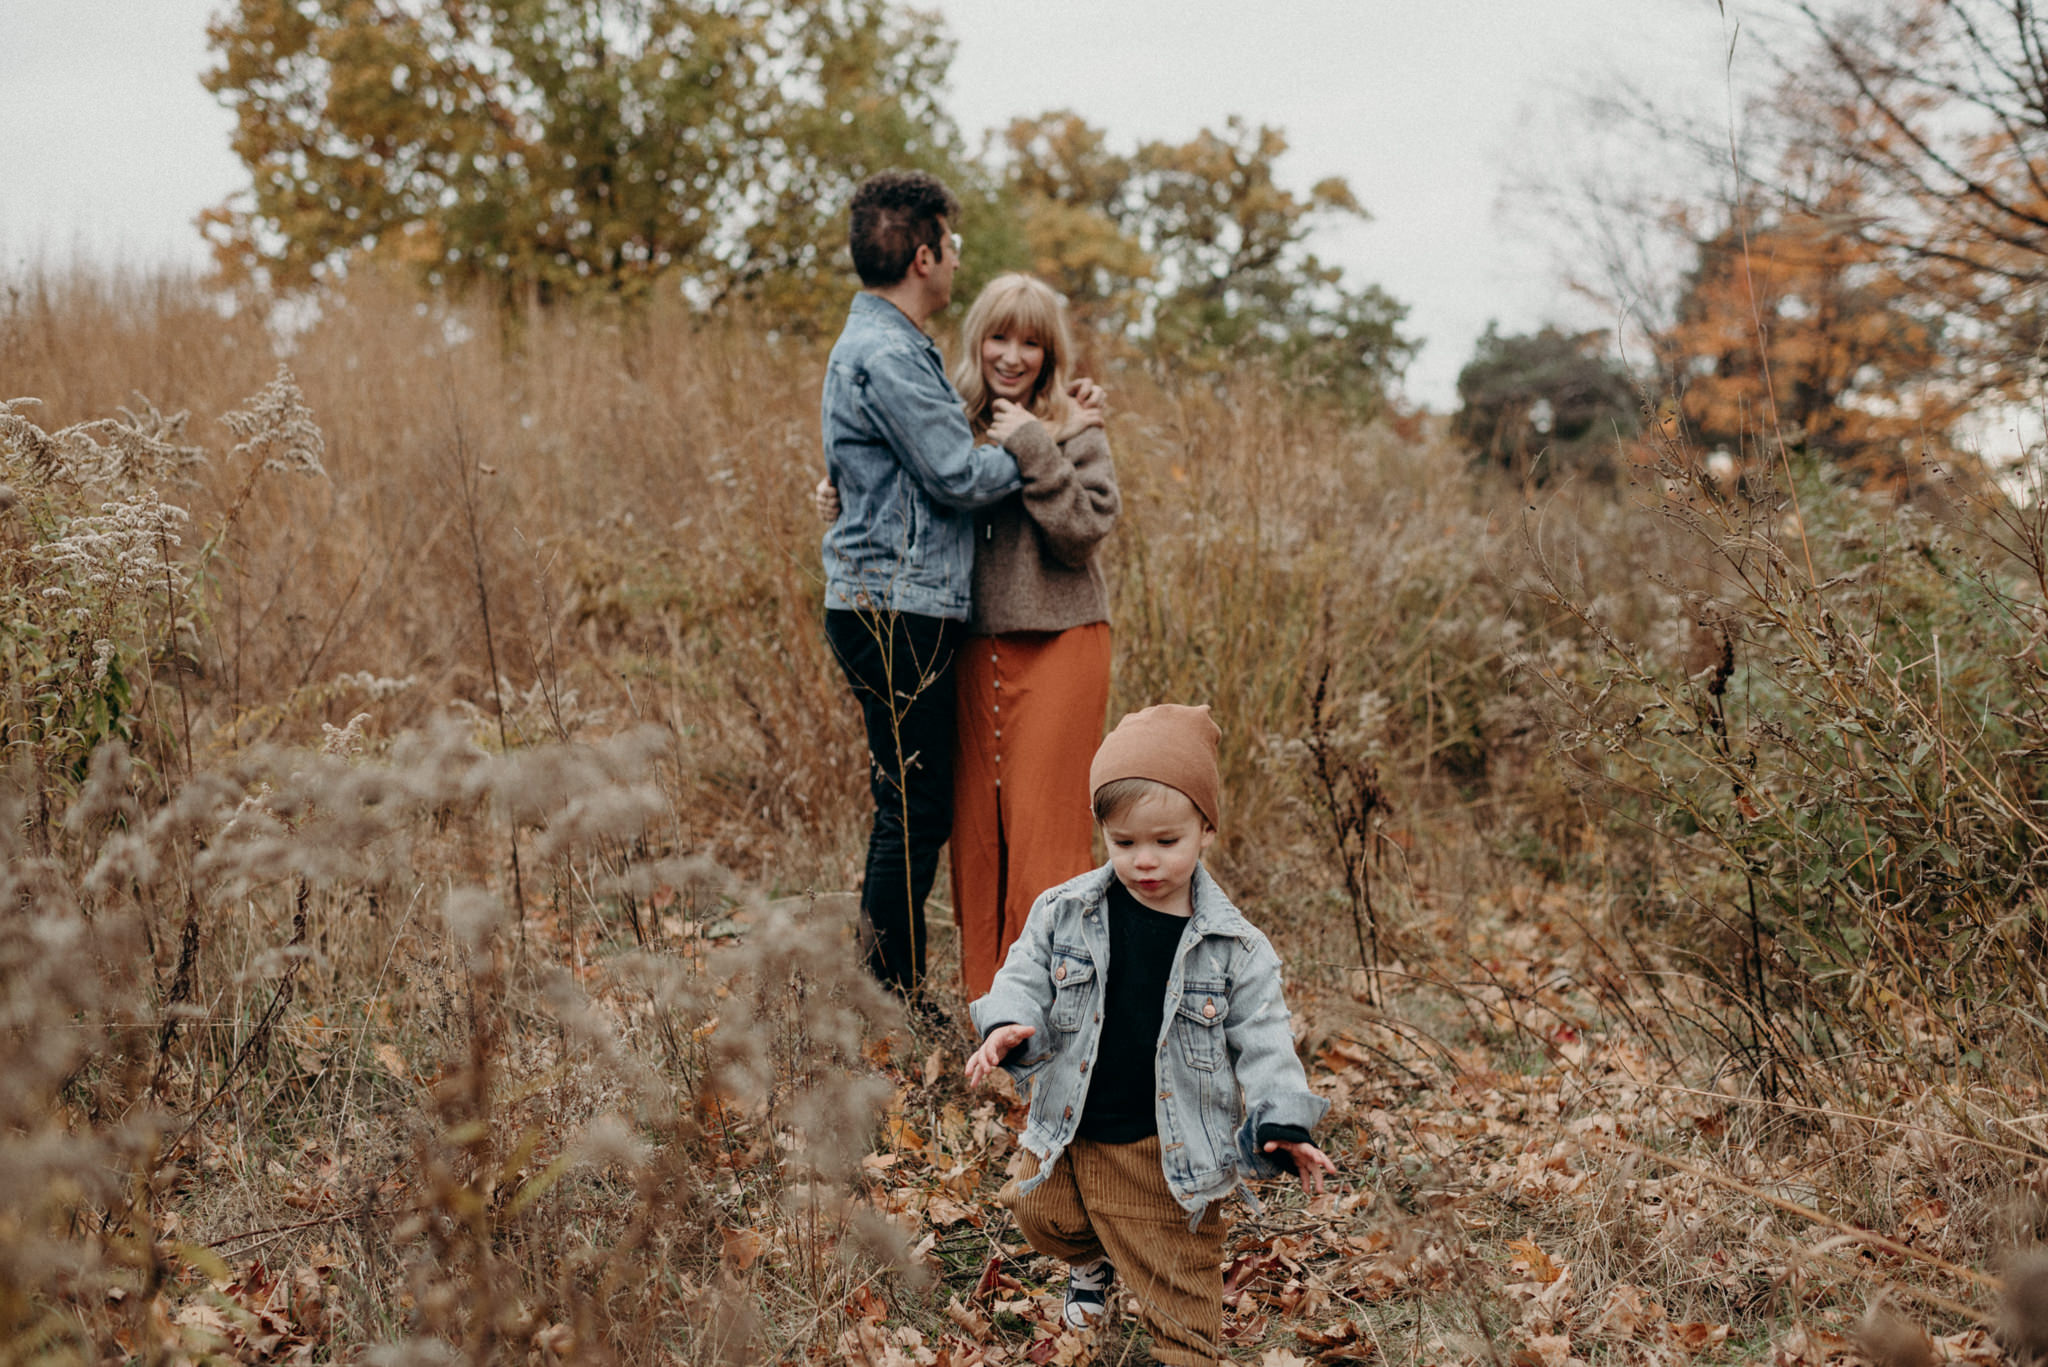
[1775,1324,1853,1365]
[721,1227,765,1273]
[1901,1197,1948,1239]
[1595,1283,1665,1336]
[1224,1312,1272,1343]
[1930,1328,2003,1366]
[972,1255,1023,1302]
[847,1283,890,1324]
[1665,1322,1731,1357]
[1512,1333,1578,1367]
[1507,1237,1562,1284]
[945,1297,991,1339]
[924,1195,978,1227]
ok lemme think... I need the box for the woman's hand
[813,476,841,524]
[1054,379,1107,444]
[987,399,1037,446]
[1263,1139,1339,1195]
[965,1023,1035,1085]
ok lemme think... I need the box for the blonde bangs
[952,274,1078,436]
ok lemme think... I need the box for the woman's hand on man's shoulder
[988,398,1037,445]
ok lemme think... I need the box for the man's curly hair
[849,170,960,288]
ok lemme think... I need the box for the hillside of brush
[7,267,2048,1366]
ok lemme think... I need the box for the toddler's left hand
[1263,1140,1338,1195]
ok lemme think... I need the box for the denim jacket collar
[848,289,931,341]
[1069,863,1250,942]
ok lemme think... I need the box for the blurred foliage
[1655,191,1963,493]
[203,4,1413,401]
[201,0,980,324]
[1765,0,2048,411]
[997,112,1414,414]
[1549,0,2048,482]
[1452,324,1638,484]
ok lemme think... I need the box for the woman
[947,274,1120,998]
[817,273,1120,999]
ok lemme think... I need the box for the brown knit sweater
[971,419,1120,636]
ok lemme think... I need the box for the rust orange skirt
[951,622,1113,999]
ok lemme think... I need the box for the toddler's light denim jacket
[970,864,1331,1222]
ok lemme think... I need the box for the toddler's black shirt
[1076,878,1187,1143]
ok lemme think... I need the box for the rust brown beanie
[1088,703,1222,829]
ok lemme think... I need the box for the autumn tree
[201,0,993,324]
[1564,0,2048,445]
[996,112,1414,412]
[1763,0,2048,404]
[1454,325,1639,484]
[1655,190,1963,489]
[993,110,1154,332]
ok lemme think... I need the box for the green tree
[1454,324,1639,484]
[202,0,981,325]
[1133,119,1413,410]
[995,110,1153,331]
[998,112,1413,412]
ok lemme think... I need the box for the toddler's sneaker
[1061,1257,1116,1328]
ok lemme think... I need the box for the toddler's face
[1101,788,1215,916]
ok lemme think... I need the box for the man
[819,169,1022,1014]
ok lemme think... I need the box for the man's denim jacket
[820,292,1022,620]
[970,864,1331,1223]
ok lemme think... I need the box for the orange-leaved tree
[1755,0,2048,411]
[1655,188,1963,492]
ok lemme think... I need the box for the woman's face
[980,327,1046,404]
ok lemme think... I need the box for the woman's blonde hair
[952,273,1077,438]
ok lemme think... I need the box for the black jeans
[825,607,963,999]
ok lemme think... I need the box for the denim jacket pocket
[1048,948,1096,1031]
[1175,979,1229,1071]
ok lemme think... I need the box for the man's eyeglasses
[948,232,962,257]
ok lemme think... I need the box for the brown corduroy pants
[1000,1137,1226,1367]
[951,623,1113,999]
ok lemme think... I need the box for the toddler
[966,704,1334,1367]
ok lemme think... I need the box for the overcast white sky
[0,0,1742,407]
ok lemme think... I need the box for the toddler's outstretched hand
[1264,1139,1339,1195]
[965,1023,1034,1085]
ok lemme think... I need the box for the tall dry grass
[2,264,1564,903]
[16,261,2048,1363]
[3,262,1572,1362]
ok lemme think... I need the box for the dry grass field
[7,265,2048,1366]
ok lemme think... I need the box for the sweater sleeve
[1002,422,1121,570]
[1253,1123,1315,1173]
